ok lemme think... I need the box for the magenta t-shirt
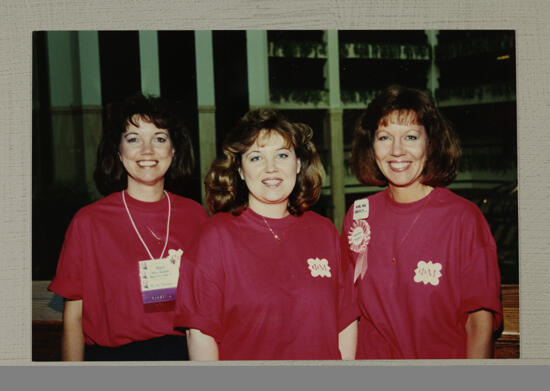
[48,191,208,347]
[341,187,502,359]
[175,208,359,360]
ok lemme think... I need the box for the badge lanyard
[122,190,171,260]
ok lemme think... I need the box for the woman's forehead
[252,129,292,148]
[378,110,420,127]
[123,115,168,133]
[126,114,149,127]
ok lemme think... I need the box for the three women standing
[342,85,502,359]
[50,86,503,361]
[49,94,208,361]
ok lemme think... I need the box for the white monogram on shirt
[413,260,442,286]
[307,258,332,278]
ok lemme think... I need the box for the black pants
[84,334,189,361]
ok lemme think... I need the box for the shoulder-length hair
[351,84,461,187]
[206,108,324,216]
[94,93,195,196]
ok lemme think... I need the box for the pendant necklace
[148,226,163,243]
[261,215,281,242]
[391,192,432,264]
[122,190,171,260]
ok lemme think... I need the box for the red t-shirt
[48,191,208,347]
[341,187,502,359]
[174,208,359,360]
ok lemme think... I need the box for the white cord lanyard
[122,190,171,261]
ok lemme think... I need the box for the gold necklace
[391,193,432,264]
[261,215,281,242]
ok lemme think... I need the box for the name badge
[138,249,183,304]
[352,199,369,220]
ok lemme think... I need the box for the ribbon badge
[348,220,371,254]
[348,220,371,283]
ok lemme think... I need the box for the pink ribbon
[348,220,371,284]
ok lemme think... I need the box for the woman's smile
[261,177,283,187]
[136,159,159,167]
[387,160,412,172]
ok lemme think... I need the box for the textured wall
[1,0,549,370]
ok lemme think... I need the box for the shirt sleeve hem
[338,306,361,333]
[174,313,223,343]
[47,278,82,300]
[461,297,503,332]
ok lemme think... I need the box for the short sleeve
[340,206,357,272]
[174,223,226,341]
[47,214,84,300]
[459,207,503,331]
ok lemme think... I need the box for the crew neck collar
[242,206,298,230]
[384,187,439,213]
[121,190,170,212]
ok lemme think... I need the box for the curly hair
[93,93,195,196]
[206,108,324,216]
[351,85,461,187]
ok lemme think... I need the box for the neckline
[242,207,298,230]
[384,187,439,214]
[121,190,170,212]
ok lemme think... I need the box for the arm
[338,319,358,360]
[61,299,85,361]
[465,309,494,358]
[186,328,219,360]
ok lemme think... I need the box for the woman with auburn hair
[342,85,502,359]
[48,94,208,361]
[174,108,359,360]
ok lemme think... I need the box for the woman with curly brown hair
[174,108,359,360]
[342,85,502,359]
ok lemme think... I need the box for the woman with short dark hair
[94,94,196,196]
[49,93,208,361]
[175,108,359,360]
[342,85,502,359]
